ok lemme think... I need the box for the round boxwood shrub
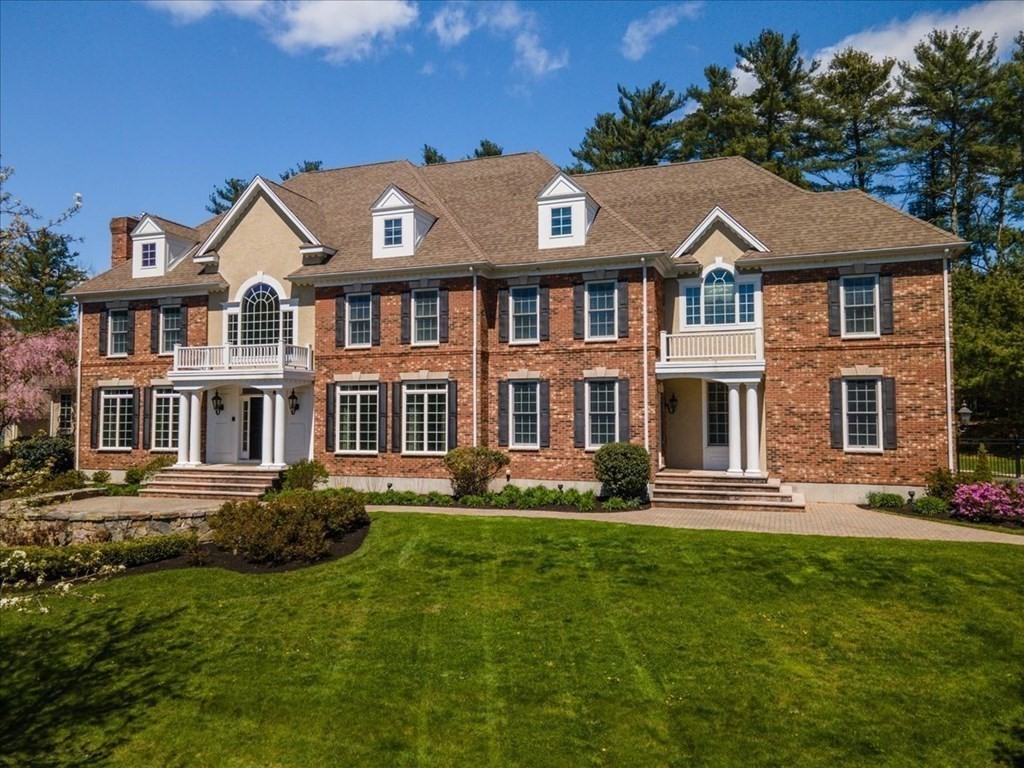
[912,496,949,516]
[281,459,329,491]
[593,442,650,501]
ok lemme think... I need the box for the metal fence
[956,438,1024,479]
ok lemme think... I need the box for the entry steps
[138,466,281,500]
[652,469,805,512]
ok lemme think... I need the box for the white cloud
[420,61,436,75]
[621,3,703,61]
[514,31,568,76]
[429,3,473,47]
[144,0,218,23]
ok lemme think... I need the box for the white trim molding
[673,206,769,258]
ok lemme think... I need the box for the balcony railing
[173,343,314,372]
[660,327,763,364]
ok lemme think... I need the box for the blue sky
[1,0,1020,275]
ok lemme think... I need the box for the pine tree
[679,64,757,160]
[280,160,323,181]
[206,178,248,215]
[987,32,1024,266]
[422,145,447,165]
[0,229,86,332]
[472,139,504,158]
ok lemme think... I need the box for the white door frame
[702,380,730,471]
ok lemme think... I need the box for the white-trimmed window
[336,384,378,454]
[841,276,879,337]
[159,306,182,354]
[240,283,280,345]
[108,309,129,356]
[510,381,539,449]
[403,382,447,454]
[152,387,179,451]
[706,382,729,447]
[586,281,616,340]
[412,289,439,345]
[844,378,881,451]
[586,380,618,448]
[346,294,372,348]
[100,388,134,450]
[141,242,157,268]
[703,269,736,324]
[551,206,572,237]
[510,286,539,343]
[682,269,759,327]
[384,218,403,247]
[57,392,74,435]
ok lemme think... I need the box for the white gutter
[471,267,478,447]
[642,257,650,453]
[75,300,83,470]
[942,250,954,470]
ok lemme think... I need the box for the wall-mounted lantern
[211,390,224,415]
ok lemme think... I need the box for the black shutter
[142,387,152,450]
[882,377,897,450]
[377,382,387,452]
[439,289,449,344]
[131,387,140,449]
[498,289,509,343]
[325,383,335,452]
[617,378,630,440]
[90,388,100,449]
[447,380,458,449]
[125,309,135,355]
[150,307,160,353]
[335,295,345,347]
[617,280,629,338]
[828,278,841,336]
[371,293,381,346]
[539,286,550,341]
[400,292,411,344]
[573,284,585,339]
[392,382,402,451]
[539,380,551,448]
[573,380,585,448]
[879,274,894,335]
[99,309,108,355]
[179,303,189,347]
[829,378,843,449]
[497,380,509,446]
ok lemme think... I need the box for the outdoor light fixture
[957,401,973,430]
[663,392,678,414]
[387,482,393,491]
[288,389,299,415]
[506,469,512,483]
[211,390,224,415]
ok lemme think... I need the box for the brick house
[69,153,966,503]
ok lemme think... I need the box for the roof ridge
[294,158,416,175]
[843,188,964,243]
[406,163,490,264]
[263,177,320,206]
[418,151,544,169]
[573,155,748,178]
[145,213,198,231]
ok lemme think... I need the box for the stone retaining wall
[3,508,211,543]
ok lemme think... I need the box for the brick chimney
[109,216,140,268]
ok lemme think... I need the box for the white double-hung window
[510,381,539,449]
[843,378,882,451]
[412,289,439,345]
[586,281,617,340]
[151,387,179,451]
[100,388,134,450]
[510,286,539,343]
[403,382,447,454]
[840,275,879,337]
[108,309,129,356]
[346,294,372,348]
[159,306,182,354]
[336,384,378,454]
[586,380,618,448]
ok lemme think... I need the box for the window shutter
[180,303,189,347]
[617,281,629,338]
[879,274,894,335]
[498,289,509,343]
[126,309,135,355]
[392,382,402,451]
[882,377,897,450]
[371,293,381,346]
[335,295,345,347]
[439,289,450,344]
[90,388,100,449]
[829,378,843,448]
[131,387,140,449]
[828,278,841,336]
[539,380,551,448]
[142,387,152,450]
[99,309,108,355]
[400,292,411,344]
[447,380,458,449]
[497,381,509,446]
[573,380,585,448]
[573,284,585,340]
[325,383,335,452]
[617,378,630,440]
[377,382,387,452]
[539,286,550,341]
[150,307,160,353]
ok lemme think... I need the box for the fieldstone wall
[3,508,211,543]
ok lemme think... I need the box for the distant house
[68,153,966,504]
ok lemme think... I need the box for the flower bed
[950,482,1024,525]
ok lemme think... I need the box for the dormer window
[371,185,437,259]
[141,242,157,268]
[384,218,403,247]
[551,207,572,237]
[537,173,597,250]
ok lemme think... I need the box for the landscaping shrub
[602,496,640,512]
[950,482,1024,524]
[101,483,141,497]
[45,470,87,492]
[593,443,650,501]
[209,488,369,564]
[867,492,905,509]
[459,495,488,508]
[562,488,582,509]
[443,447,510,498]
[972,444,994,483]
[924,467,961,502]
[124,455,176,486]
[912,496,949,516]
[11,433,73,475]
[576,491,597,512]
[90,470,111,485]
[0,534,195,583]
[0,458,56,498]
[281,459,329,491]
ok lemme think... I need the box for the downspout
[471,267,479,446]
[75,300,83,470]
[942,249,954,470]
[641,258,649,454]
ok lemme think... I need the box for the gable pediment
[371,185,416,211]
[673,206,769,259]
[538,173,586,200]
[131,216,165,237]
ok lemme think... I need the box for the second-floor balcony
[658,327,764,375]
[170,343,314,379]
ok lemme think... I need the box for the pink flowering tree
[0,326,76,435]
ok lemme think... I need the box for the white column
[261,391,274,468]
[274,389,286,467]
[745,382,761,476]
[188,391,202,465]
[177,392,190,466]
[727,383,742,475]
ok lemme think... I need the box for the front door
[240,396,263,462]
[703,381,730,470]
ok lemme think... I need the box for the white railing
[173,343,314,372]
[660,328,763,363]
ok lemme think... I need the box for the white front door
[703,381,729,470]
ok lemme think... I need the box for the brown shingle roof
[71,258,226,297]
[147,215,199,242]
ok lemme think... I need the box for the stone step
[653,478,782,492]
[139,466,281,500]
[143,479,274,492]
[139,488,264,499]
[651,495,806,512]
[655,470,771,485]
[652,487,794,503]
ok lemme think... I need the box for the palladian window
[241,283,280,345]
[703,269,736,325]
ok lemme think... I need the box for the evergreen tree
[679,64,757,160]
[471,139,504,158]
[0,229,86,332]
[422,145,447,165]
[206,178,248,215]
[570,81,683,171]
[986,32,1024,266]
[280,160,323,181]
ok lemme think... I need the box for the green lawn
[2,513,1023,767]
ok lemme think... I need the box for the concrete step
[651,494,806,512]
[653,487,795,503]
[139,488,264,499]
[139,466,281,500]
[653,478,783,492]
[654,470,771,485]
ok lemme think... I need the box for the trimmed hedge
[0,534,195,582]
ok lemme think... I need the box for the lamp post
[957,401,972,432]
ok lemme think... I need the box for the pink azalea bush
[950,482,1024,524]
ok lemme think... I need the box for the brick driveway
[369,502,1024,546]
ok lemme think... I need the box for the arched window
[703,268,736,325]
[241,283,280,345]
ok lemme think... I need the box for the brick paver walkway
[369,502,1024,546]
